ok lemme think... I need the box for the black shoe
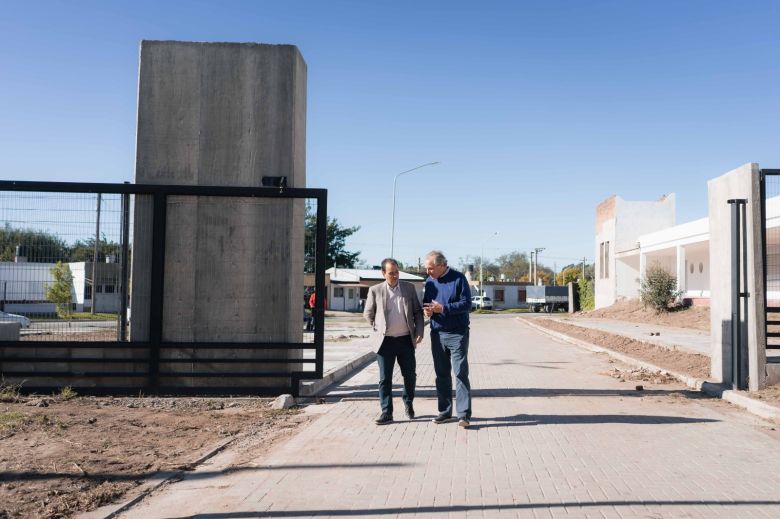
[432,413,452,424]
[375,412,393,425]
[404,404,415,420]
[458,417,470,428]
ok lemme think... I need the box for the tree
[556,267,581,286]
[304,204,362,269]
[639,263,682,312]
[578,278,595,311]
[495,251,530,281]
[45,262,74,318]
[69,235,122,263]
[0,224,69,262]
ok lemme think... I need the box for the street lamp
[391,161,440,258]
[533,247,545,285]
[479,232,499,296]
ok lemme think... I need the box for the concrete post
[131,41,307,389]
[676,245,686,298]
[707,163,766,390]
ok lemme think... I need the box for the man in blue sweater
[423,250,473,427]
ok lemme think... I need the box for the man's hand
[415,335,423,345]
[423,301,443,317]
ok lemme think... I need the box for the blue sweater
[424,268,471,333]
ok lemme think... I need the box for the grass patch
[58,386,78,401]
[68,312,117,320]
[0,378,23,403]
[0,411,28,432]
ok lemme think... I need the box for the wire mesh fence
[0,191,125,341]
[0,181,326,395]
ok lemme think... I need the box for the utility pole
[91,194,101,315]
[533,247,545,285]
[581,256,587,280]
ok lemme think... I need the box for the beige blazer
[363,280,424,352]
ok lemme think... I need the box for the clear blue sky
[2,1,779,271]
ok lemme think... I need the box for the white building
[595,188,780,309]
[325,268,424,312]
[0,260,122,315]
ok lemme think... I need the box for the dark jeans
[376,335,417,415]
[430,329,471,419]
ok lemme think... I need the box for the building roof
[325,267,424,283]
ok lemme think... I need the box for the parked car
[0,310,31,328]
[471,295,493,310]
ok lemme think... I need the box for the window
[494,289,505,302]
[96,285,103,293]
[85,285,92,299]
[104,285,115,294]
[334,287,344,297]
[348,288,355,299]
[599,241,610,279]
[690,263,694,274]
[699,262,704,273]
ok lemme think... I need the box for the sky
[1,1,779,271]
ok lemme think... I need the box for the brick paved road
[118,314,780,518]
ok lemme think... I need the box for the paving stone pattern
[119,315,780,518]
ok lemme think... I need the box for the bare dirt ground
[0,392,311,519]
[533,299,780,412]
[533,317,711,379]
[576,298,711,331]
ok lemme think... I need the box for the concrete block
[0,322,20,340]
[271,394,295,409]
[129,41,308,390]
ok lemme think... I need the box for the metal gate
[0,180,326,396]
[761,170,780,364]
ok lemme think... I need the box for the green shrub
[578,278,595,311]
[640,264,682,312]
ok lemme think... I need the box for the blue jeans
[430,329,471,419]
[376,335,417,415]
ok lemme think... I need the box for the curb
[78,436,237,519]
[299,350,375,397]
[519,317,780,423]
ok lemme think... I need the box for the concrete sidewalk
[115,315,780,518]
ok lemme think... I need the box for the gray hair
[381,258,399,273]
[425,250,447,266]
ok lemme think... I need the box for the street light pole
[479,232,499,297]
[391,161,440,258]
[533,247,545,285]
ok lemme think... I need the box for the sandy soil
[533,318,711,379]
[533,311,780,412]
[0,393,311,519]
[578,298,710,331]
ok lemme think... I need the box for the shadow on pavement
[0,462,413,483]
[330,384,707,400]
[466,413,719,430]
[161,499,780,518]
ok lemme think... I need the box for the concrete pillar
[639,252,646,287]
[676,245,686,297]
[707,163,766,390]
[130,41,307,389]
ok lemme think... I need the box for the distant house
[325,268,425,312]
[0,260,122,315]
[479,281,533,309]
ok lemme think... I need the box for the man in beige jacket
[364,258,424,424]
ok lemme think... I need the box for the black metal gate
[761,170,780,364]
[0,180,326,396]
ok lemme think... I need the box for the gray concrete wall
[707,163,766,390]
[130,41,307,389]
